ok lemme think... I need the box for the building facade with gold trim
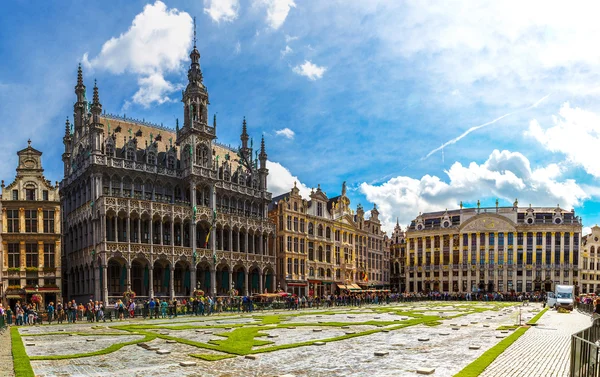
[1,141,62,307]
[269,182,389,296]
[390,220,406,292]
[405,202,581,293]
[580,226,600,294]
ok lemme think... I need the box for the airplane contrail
[422,93,551,160]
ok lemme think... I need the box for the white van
[547,285,574,310]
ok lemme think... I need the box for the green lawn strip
[496,325,520,331]
[11,326,35,377]
[453,327,528,377]
[526,307,549,325]
[28,333,155,361]
[190,353,236,361]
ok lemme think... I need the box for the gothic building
[1,141,62,308]
[60,41,276,304]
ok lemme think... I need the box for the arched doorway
[153,259,171,298]
[174,261,191,297]
[107,258,126,298]
[263,267,274,293]
[196,262,211,292]
[216,264,230,295]
[131,259,149,297]
[249,267,260,295]
[232,265,246,294]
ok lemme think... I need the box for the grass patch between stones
[28,334,155,360]
[453,327,528,377]
[190,353,236,361]
[527,307,549,325]
[11,326,35,377]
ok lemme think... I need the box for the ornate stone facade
[390,220,406,292]
[1,141,62,308]
[580,226,600,294]
[405,202,582,294]
[60,42,276,304]
[269,182,390,296]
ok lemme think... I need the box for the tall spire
[193,16,197,49]
[64,117,71,138]
[241,117,249,147]
[91,79,102,115]
[77,63,83,87]
[75,63,86,102]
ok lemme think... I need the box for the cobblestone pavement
[8,302,557,377]
[480,307,589,377]
[0,327,15,377]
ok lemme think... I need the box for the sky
[2,1,600,235]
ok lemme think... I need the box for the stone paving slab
[0,328,15,377]
[21,302,535,377]
[479,308,588,377]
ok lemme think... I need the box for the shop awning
[337,284,347,290]
[6,294,24,299]
[287,282,308,287]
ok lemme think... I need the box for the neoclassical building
[405,202,581,294]
[269,182,389,296]
[60,41,276,304]
[1,141,62,308]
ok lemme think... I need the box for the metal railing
[571,306,600,376]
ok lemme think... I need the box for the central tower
[177,20,216,173]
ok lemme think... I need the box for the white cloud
[204,0,240,23]
[280,45,293,58]
[82,1,192,107]
[234,41,242,54]
[527,103,600,178]
[293,60,326,80]
[254,0,296,29]
[267,161,311,198]
[360,149,588,232]
[275,128,295,139]
[132,73,182,107]
[285,35,298,43]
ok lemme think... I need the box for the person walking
[47,302,55,324]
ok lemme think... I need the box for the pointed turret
[64,117,71,138]
[241,117,249,148]
[75,63,85,102]
[213,114,217,132]
[91,79,102,116]
[62,117,73,177]
[258,135,269,190]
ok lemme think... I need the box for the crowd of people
[0,290,552,327]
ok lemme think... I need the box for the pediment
[460,214,516,233]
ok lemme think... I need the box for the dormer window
[26,188,35,201]
[148,152,156,165]
[126,148,135,161]
[317,202,323,217]
[167,155,175,169]
[106,143,114,157]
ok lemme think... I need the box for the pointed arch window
[196,144,210,167]
[147,152,156,165]
[106,142,114,157]
[126,148,135,161]
[167,155,175,169]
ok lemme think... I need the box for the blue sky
[2,1,600,233]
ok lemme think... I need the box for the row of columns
[405,231,579,293]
